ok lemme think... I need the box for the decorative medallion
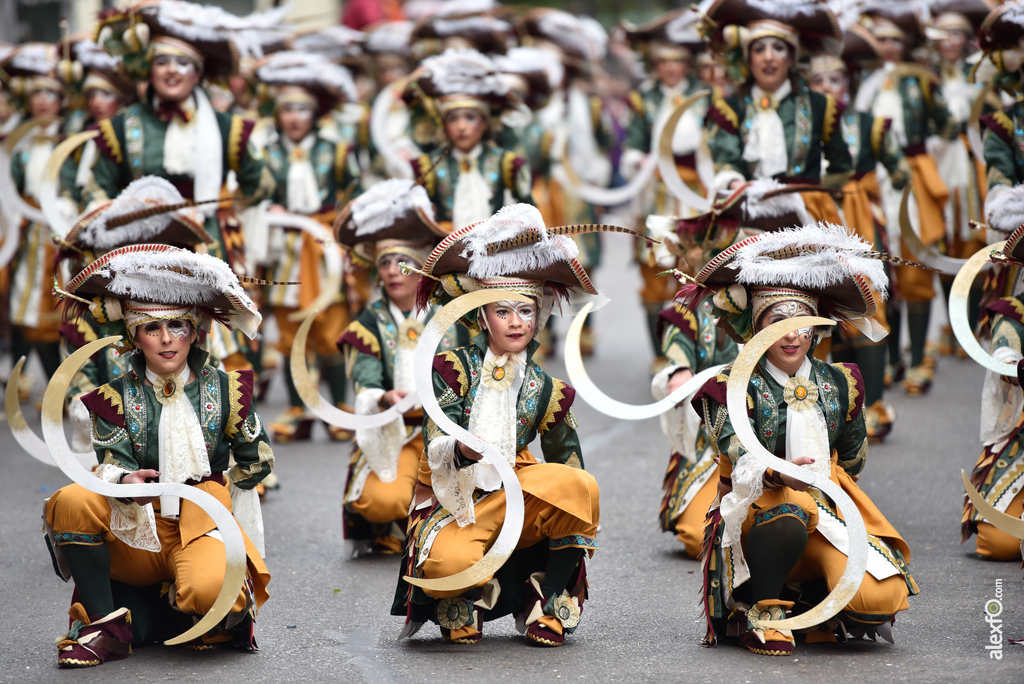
[437,597,473,630]
[481,354,515,391]
[782,376,818,411]
[398,319,425,349]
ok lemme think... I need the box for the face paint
[763,301,815,337]
[140,319,192,340]
[494,300,536,325]
[281,102,315,121]
[153,54,198,77]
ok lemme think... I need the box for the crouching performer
[44,244,274,666]
[686,223,920,655]
[393,204,635,646]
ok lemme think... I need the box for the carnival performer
[393,204,615,646]
[620,9,712,366]
[701,0,851,224]
[925,1,992,359]
[691,222,918,655]
[806,24,906,442]
[404,47,533,233]
[56,175,216,452]
[855,4,958,395]
[253,50,362,443]
[333,179,461,555]
[962,226,1024,562]
[45,244,273,665]
[1,42,78,398]
[650,180,820,557]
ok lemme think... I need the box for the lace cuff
[355,388,405,483]
[718,451,765,588]
[427,435,478,527]
[94,464,161,552]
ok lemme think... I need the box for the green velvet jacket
[706,78,852,183]
[659,299,738,372]
[981,100,1024,189]
[264,128,360,213]
[80,348,273,490]
[626,78,711,154]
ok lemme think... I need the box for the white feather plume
[431,16,512,39]
[985,185,1024,234]
[75,40,122,73]
[7,42,56,76]
[459,204,579,280]
[434,0,499,18]
[102,248,261,335]
[494,46,564,89]
[666,12,703,44]
[79,176,201,251]
[290,26,365,61]
[365,21,414,56]
[351,179,434,236]
[152,0,292,62]
[742,179,814,224]
[420,47,508,97]
[256,51,358,103]
[730,221,888,296]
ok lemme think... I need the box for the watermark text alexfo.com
[985,579,1004,660]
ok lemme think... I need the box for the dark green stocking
[854,342,887,407]
[321,353,348,406]
[645,303,663,358]
[542,547,585,597]
[886,300,902,366]
[746,516,808,604]
[906,301,930,367]
[283,359,303,408]
[61,544,114,617]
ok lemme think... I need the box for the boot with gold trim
[56,603,132,668]
[737,599,796,656]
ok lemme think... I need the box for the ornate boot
[437,595,484,644]
[864,400,896,443]
[522,573,581,647]
[903,364,933,395]
[737,600,796,656]
[326,403,355,442]
[268,407,315,442]
[56,603,132,668]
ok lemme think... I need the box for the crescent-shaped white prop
[949,240,1016,376]
[962,470,1024,540]
[656,90,713,213]
[564,301,725,419]
[40,130,99,239]
[42,336,248,646]
[0,118,52,225]
[370,83,415,181]
[264,212,344,323]
[898,184,966,276]
[289,309,420,429]
[403,289,530,592]
[727,317,868,631]
[6,356,95,468]
[0,205,18,270]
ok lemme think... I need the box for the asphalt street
[1,242,1022,683]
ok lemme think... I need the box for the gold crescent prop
[656,89,713,213]
[950,240,1016,376]
[727,318,869,631]
[0,117,52,225]
[898,183,966,275]
[403,289,530,592]
[290,310,420,429]
[369,82,415,181]
[263,212,344,323]
[5,356,95,468]
[40,130,99,238]
[967,83,995,163]
[962,470,1024,540]
[564,301,725,419]
[553,119,657,207]
[0,208,11,271]
[42,336,248,645]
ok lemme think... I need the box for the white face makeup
[140,319,192,341]
[281,102,315,120]
[762,301,814,338]
[490,300,536,325]
[153,54,199,77]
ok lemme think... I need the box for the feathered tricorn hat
[414,46,514,116]
[700,0,842,60]
[411,2,513,58]
[60,243,261,351]
[648,179,818,275]
[856,1,926,47]
[59,176,214,267]
[288,26,366,69]
[493,46,563,111]
[333,178,450,266]
[518,8,608,78]
[255,51,358,114]
[621,9,707,63]
[93,0,290,81]
[925,0,995,39]
[69,38,137,102]
[991,223,1024,267]
[674,221,930,343]
[414,203,649,324]
[0,42,64,98]
[969,1,1024,90]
